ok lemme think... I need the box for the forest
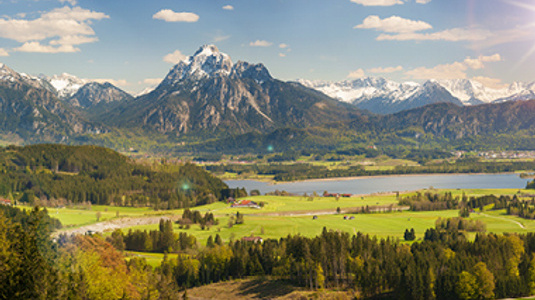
[4,203,535,300]
[0,144,229,209]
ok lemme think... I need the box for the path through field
[480,213,526,229]
[54,215,180,236]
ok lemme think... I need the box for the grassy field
[43,188,534,243]
[125,207,535,246]
[20,205,167,227]
[124,251,178,268]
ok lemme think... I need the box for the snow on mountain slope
[297,78,420,104]
[436,79,530,105]
[41,73,87,99]
[300,77,535,114]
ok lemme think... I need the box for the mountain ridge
[299,77,535,114]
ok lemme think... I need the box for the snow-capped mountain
[42,73,87,99]
[0,63,54,91]
[299,77,535,114]
[0,63,106,142]
[99,45,360,135]
[161,45,233,86]
[298,77,461,114]
[297,77,420,104]
[436,79,535,105]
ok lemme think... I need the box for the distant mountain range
[298,77,535,114]
[0,46,535,153]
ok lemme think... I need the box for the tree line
[207,159,535,182]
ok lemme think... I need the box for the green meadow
[46,187,535,245]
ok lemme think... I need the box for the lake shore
[284,172,520,184]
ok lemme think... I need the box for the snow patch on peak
[45,73,87,99]
[193,44,221,58]
[162,45,235,85]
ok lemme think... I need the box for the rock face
[101,45,360,135]
[68,82,133,109]
[0,64,105,142]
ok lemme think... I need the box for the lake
[225,173,530,195]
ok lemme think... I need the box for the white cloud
[355,15,432,33]
[163,50,187,64]
[279,43,289,49]
[0,6,108,53]
[0,7,108,42]
[348,68,366,79]
[279,53,286,57]
[415,0,432,3]
[153,9,199,23]
[0,48,8,57]
[377,28,492,42]
[49,35,98,46]
[472,76,508,89]
[463,54,501,69]
[59,0,77,5]
[222,5,234,10]
[213,35,230,42]
[249,40,272,47]
[368,66,403,73]
[405,62,468,80]
[14,41,80,53]
[405,54,502,80]
[142,78,163,85]
[350,0,404,6]
[92,78,129,87]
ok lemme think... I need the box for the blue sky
[0,0,534,93]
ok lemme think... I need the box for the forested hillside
[0,144,228,209]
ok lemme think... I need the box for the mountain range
[1,45,535,153]
[96,45,359,136]
[298,77,535,114]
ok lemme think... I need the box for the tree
[404,228,415,241]
[456,271,477,300]
[473,262,495,300]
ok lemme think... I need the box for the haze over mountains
[1,45,535,152]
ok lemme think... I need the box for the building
[231,200,260,209]
[0,198,12,206]
[241,236,263,243]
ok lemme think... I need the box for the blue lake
[225,174,530,195]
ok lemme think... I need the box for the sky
[0,0,534,94]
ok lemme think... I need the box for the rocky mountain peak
[162,45,233,86]
[231,61,272,83]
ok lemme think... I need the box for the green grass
[124,251,178,268]
[20,205,172,227]
[125,208,535,247]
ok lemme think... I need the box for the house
[323,192,340,197]
[231,200,260,209]
[341,193,352,198]
[0,198,12,206]
[241,236,263,243]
